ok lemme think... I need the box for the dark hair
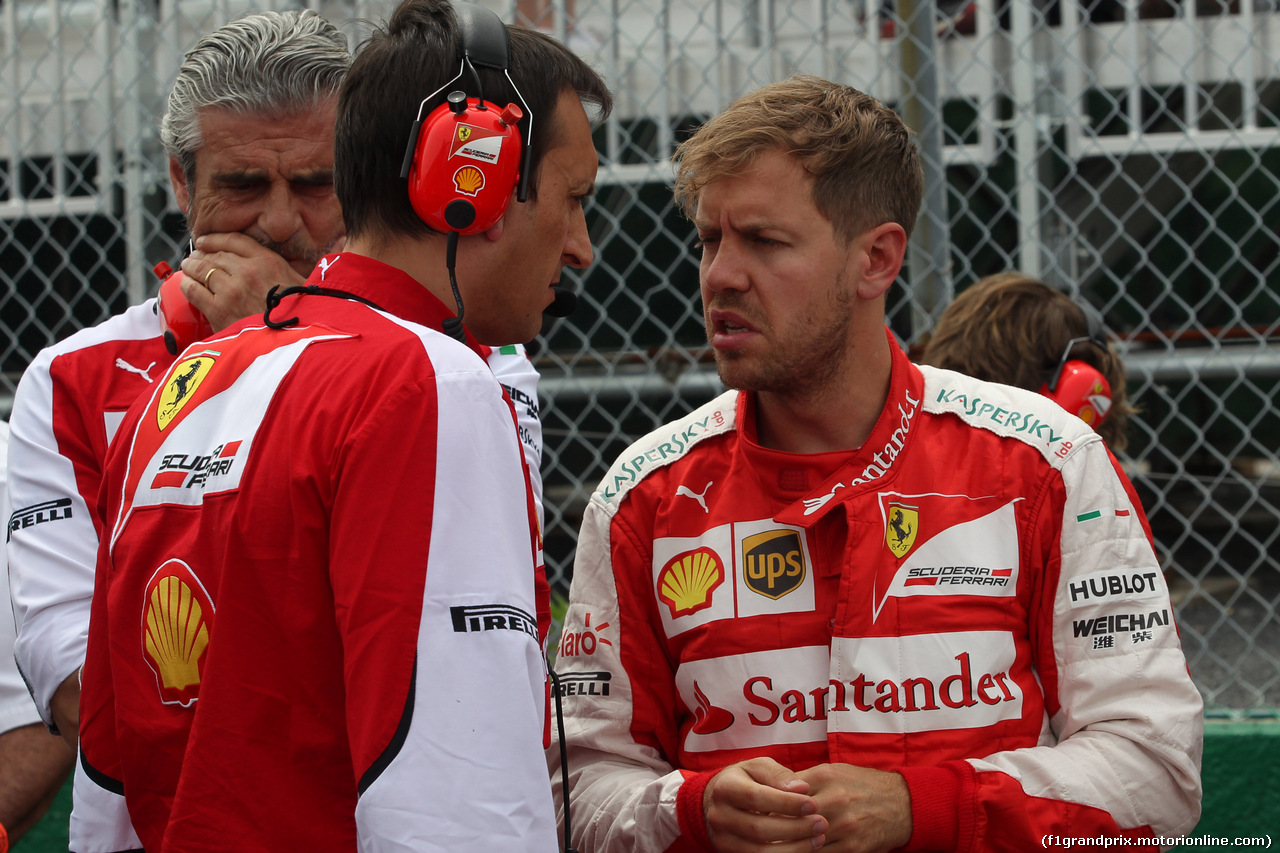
[336,0,612,241]
[920,272,1136,450]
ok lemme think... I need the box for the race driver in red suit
[551,76,1202,853]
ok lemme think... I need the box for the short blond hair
[672,76,923,244]
[920,272,1136,450]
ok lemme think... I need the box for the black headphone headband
[398,3,533,204]
[456,1,510,70]
[1046,298,1110,393]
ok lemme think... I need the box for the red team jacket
[75,254,555,852]
[552,333,1202,852]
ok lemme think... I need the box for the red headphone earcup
[407,98,523,235]
[1040,361,1113,426]
[156,268,213,356]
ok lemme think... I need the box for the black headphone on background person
[399,2,532,235]
[1038,300,1114,427]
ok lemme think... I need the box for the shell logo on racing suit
[654,520,816,638]
[142,558,216,707]
[657,547,725,618]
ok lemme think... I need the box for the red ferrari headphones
[399,2,532,235]
[152,261,213,356]
[1038,301,1113,427]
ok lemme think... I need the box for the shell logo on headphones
[453,165,485,197]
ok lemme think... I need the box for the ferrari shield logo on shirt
[157,352,218,431]
[872,494,1021,622]
[654,520,816,638]
[885,502,919,558]
[142,559,215,707]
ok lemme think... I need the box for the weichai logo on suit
[742,530,806,599]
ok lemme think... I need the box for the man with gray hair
[4,10,349,849]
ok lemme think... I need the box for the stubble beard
[709,277,854,400]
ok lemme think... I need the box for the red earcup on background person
[1040,359,1113,426]
[152,261,213,356]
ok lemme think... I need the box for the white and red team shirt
[5,283,544,737]
[553,330,1203,853]
[76,253,555,852]
[1,420,45,736]
[7,300,172,730]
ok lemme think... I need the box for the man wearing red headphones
[76,1,611,849]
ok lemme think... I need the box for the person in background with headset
[919,271,1135,452]
[0,421,75,853]
[551,76,1200,853]
[76,0,611,849]
[919,271,1159,549]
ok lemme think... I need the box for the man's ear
[855,222,908,301]
[483,217,505,242]
[169,156,191,215]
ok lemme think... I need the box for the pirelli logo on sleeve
[450,604,538,640]
[7,498,73,542]
[553,671,612,698]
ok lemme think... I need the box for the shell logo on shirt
[657,547,724,619]
[652,520,816,637]
[142,559,215,707]
[157,352,218,430]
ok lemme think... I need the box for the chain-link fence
[3,0,1278,716]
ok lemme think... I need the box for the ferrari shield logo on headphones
[456,126,472,143]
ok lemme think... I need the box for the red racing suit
[76,253,555,852]
[552,333,1202,852]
